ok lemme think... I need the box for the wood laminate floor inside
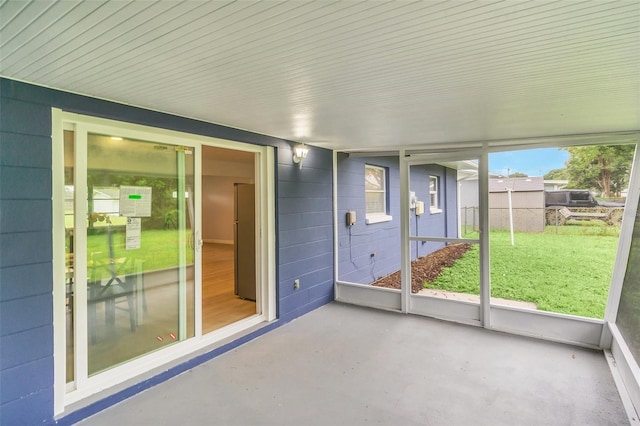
[202,243,256,334]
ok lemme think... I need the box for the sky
[488,148,569,178]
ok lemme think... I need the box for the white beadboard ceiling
[1,0,639,152]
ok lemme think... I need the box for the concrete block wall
[277,148,334,321]
[336,155,458,285]
[337,155,401,284]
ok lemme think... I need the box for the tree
[563,145,635,197]
[509,172,529,178]
[544,168,568,180]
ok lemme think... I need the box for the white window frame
[365,164,392,224]
[429,175,442,214]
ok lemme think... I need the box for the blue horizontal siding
[0,83,56,424]
[0,263,51,301]
[0,325,52,370]
[0,166,51,200]
[0,132,52,168]
[0,357,53,405]
[0,98,51,136]
[0,200,52,232]
[0,386,53,426]
[0,231,52,268]
[0,293,52,337]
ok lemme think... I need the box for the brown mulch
[372,243,473,294]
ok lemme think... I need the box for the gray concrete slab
[78,303,628,426]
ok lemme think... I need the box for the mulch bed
[372,243,473,293]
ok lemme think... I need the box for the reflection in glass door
[83,133,195,375]
[56,114,274,413]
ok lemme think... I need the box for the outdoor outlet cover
[294,279,300,290]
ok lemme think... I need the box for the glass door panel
[64,130,75,384]
[86,133,194,375]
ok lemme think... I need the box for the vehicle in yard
[545,189,625,225]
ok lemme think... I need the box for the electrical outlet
[294,279,300,290]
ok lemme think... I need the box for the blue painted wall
[337,155,458,284]
[0,78,334,424]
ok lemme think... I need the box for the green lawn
[86,228,194,278]
[428,223,620,318]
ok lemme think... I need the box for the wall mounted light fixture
[292,143,309,169]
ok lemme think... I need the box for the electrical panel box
[346,210,356,226]
[415,201,425,216]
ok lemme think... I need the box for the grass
[86,228,194,278]
[428,223,620,318]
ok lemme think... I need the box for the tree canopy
[508,172,528,178]
[543,168,568,180]
[563,145,634,197]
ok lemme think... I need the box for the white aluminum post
[51,109,65,414]
[479,149,491,327]
[177,150,188,340]
[507,189,515,246]
[400,148,411,313]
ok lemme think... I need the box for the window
[365,164,392,224]
[429,175,441,213]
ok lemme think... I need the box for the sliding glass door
[54,111,276,414]
[84,133,195,374]
[63,124,195,385]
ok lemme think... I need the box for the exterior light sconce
[293,143,309,169]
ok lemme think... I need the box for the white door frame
[400,149,486,325]
[52,110,276,414]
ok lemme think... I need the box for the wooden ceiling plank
[71,1,354,95]
[1,1,109,73]
[56,1,286,91]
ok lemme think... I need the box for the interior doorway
[201,146,257,333]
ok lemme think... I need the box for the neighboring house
[544,179,569,191]
[336,154,460,285]
[489,177,545,233]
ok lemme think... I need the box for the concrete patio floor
[78,302,628,425]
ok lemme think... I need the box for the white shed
[489,177,545,232]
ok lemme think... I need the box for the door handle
[195,231,203,252]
